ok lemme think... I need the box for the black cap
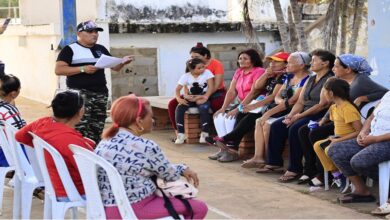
[77,20,103,32]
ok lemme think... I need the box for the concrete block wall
[110,48,158,101]
[208,43,265,88]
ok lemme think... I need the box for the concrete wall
[0,0,111,104]
[110,31,280,97]
[368,0,390,88]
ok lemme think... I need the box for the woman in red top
[168,43,226,136]
[15,90,95,200]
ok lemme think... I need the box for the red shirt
[15,117,95,197]
[206,59,225,90]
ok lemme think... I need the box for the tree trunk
[323,0,339,54]
[349,0,364,54]
[272,0,291,52]
[330,0,340,53]
[288,6,298,52]
[241,0,265,57]
[290,0,309,51]
[339,0,348,54]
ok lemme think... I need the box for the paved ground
[0,96,383,219]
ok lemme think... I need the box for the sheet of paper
[248,100,265,114]
[94,54,123,68]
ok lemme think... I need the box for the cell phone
[3,18,11,27]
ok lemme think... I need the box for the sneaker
[205,136,216,146]
[216,139,238,154]
[199,132,209,144]
[339,175,350,193]
[208,149,225,160]
[174,133,186,144]
[332,177,342,188]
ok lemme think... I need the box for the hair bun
[196,42,203,48]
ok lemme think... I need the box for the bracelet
[80,66,85,73]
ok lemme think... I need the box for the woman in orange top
[168,43,226,136]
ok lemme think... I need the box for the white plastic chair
[360,100,380,123]
[3,122,45,219]
[69,144,178,220]
[0,125,16,216]
[378,161,390,206]
[30,132,85,219]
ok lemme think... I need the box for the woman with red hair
[95,94,208,219]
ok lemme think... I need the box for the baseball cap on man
[77,20,103,32]
[266,52,290,62]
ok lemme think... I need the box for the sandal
[338,193,376,204]
[372,202,390,215]
[241,160,265,169]
[308,177,324,187]
[278,172,300,183]
[297,175,311,185]
[256,165,284,174]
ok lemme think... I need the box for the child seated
[174,58,214,144]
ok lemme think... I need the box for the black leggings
[223,112,262,147]
[298,122,334,177]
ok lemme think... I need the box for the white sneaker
[199,132,209,144]
[175,133,186,144]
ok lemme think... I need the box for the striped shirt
[0,100,26,129]
[56,42,111,93]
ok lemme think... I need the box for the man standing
[55,20,133,144]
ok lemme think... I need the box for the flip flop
[297,175,311,185]
[256,165,284,174]
[338,193,376,204]
[278,172,300,183]
[372,202,390,215]
[241,160,266,169]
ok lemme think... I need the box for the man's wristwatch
[80,66,85,73]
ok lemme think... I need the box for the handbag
[152,177,196,219]
[155,178,198,199]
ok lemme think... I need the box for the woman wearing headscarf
[298,54,388,186]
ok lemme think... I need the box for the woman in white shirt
[328,91,390,204]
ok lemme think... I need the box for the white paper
[94,54,123,68]
[248,100,265,114]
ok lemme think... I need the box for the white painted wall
[110,32,280,96]
[0,0,111,104]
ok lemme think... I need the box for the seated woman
[313,78,362,192]
[168,43,225,139]
[95,95,208,219]
[15,90,94,201]
[259,49,335,183]
[298,54,388,186]
[328,91,390,204]
[0,74,26,167]
[242,52,310,168]
[208,49,265,162]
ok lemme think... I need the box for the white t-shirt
[178,69,214,95]
[370,91,390,136]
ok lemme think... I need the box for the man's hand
[121,55,135,65]
[84,65,98,74]
[183,168,199,188]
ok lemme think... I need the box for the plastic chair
[30,132,85,219]
[378,161,390,206]
[0,125,16,216]
[3,122,45,219]
[360,100,380,123]
[69,144,178,220]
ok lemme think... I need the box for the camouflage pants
[76,89,108,145]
